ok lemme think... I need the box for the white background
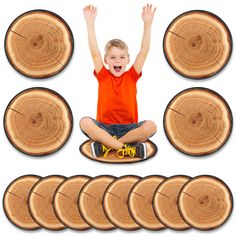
[0,0,235,235]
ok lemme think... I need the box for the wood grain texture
[153,175,191,230]
[178,175,233,230]
[5,10,73,78]
[103,175,141,230]
[80,139,157,163]
[128,175,166,231]
[28,175,66,230]
[53,175,91,230]
[3,175,41,230]
[78,175,116,230]
[164,88,232,156]
[164,10,232,79]
[4,88,73,156]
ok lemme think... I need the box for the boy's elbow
[91,51,101,59]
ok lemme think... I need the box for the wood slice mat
[164,10,232,79]
[164,87,232,156]
[3,175,42,230]
[128,175,166,231]
[53,175,91,230]
[78,175,116,230]
[80,139,157,163]
[103,175,141,230]
[178,175,233,230]
[5,10,73,78]
[4,88,73,156]
[153,175,191,230]
[28,175,66,230]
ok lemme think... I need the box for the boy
[80,4,157,159]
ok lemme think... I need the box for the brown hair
[104,39,129,57]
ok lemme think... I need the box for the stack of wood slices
[3,174,233,231]
[163,10,233,156]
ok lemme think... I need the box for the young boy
[80,4,157,159]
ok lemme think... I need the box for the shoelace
[116,144,137,159]
[102,136,117,158]
[102,144,113,158]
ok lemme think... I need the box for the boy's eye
[111,57,115,59]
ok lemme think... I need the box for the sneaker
[91,142,112,158]
[116,143,147,159]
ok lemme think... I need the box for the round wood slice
[153,175,191,230]
[178,175,233,230]
[78,175,116,230]
[28,175,66,230]
[4,87,73,156]
[103,175,141,230]
[80,139,157,163]
[3,175,42,230]
[5,10,73,78]
[164,87,232,156]
[128,175,166,231]
[53,175,91,230]
[164,10,232,79]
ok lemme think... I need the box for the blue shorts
[82,118,145,139]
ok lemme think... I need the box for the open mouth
[114,66,122,73]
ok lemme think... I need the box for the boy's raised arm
[83,5,103,73]
[134,4,156,74]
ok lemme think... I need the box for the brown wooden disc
[28,175,66,230]
[53,175,91,230]
[3,175,42,230]
[78,175,116,230]
[80,139,157,163]
[153,175,191,230]
[4,88,73,156]
[128,175,166,230]
[5,10,73,78]
[178,175,233,230]
[164,88,232,156]
[164,10,232,79]
[103,175,141,230]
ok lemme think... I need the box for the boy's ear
[104,56,108,64]
[127,55,130,64]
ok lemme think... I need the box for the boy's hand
[83,5,97,25]
[142,4,156,25]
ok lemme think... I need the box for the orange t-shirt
[94,65,142,124]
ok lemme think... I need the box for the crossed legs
[79,117,157,150]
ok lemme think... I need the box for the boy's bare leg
[118,120,157,144]
[80,117,123,150]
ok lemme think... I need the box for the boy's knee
[142,120,157,136]
[79,117,94,131]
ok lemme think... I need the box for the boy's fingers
[93,6,97,12]
[83,5,97,13]
[89,5,95,10]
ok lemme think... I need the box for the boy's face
[104,46,129,77]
